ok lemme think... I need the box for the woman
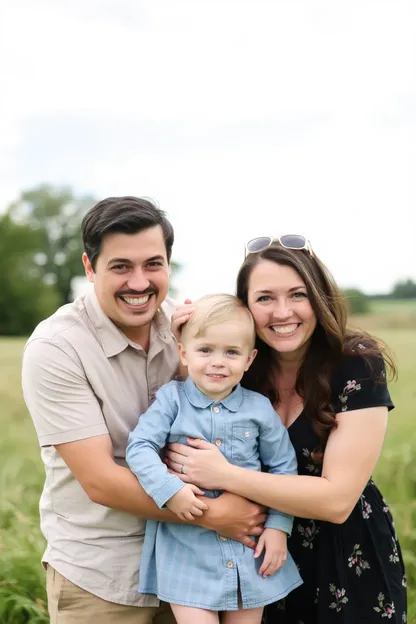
[167,236,407,623]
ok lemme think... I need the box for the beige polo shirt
[22,291,179,607]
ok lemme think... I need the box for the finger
[184,511,195,521]
[184,299,193,304]
[258,552,272,576]
[235,535,257,550]
[253,537,264,559]
[263,557,279,577]
[168,470,192,483]
[194,498,209,511]
[274,554,285,572]
[189,485,206,497]
[252,513,268,526]
[165,451,189,465]
[186,438,215,449]
[167,443,190,457]
[190,506,204,517]
[250,524,266,537]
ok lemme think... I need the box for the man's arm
[23,339,266,545]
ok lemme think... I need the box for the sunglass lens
[246,237,273,253]
[279,234,307,249]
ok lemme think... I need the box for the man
[22,196,266,624]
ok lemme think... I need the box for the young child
[126,294,302,624]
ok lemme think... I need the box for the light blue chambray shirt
[126,378,302,611]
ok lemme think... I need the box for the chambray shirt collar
[84,290,173,358]
[184,376,244,412]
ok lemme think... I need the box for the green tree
[7,184,95,304]
[0,214,60,335]
[391,278,416,299]
[343,288,370,315]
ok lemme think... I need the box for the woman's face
[247,260,317,361]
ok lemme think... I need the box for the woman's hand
[171,299,195,341]
[166,438,232,490]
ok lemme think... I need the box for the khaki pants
[46,566,176,623]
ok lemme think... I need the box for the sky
[1,0,415,301]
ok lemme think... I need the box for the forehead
[99,226,167,263]
[248,260,305,291]
[193,320,253,346]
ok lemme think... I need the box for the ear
[178,343,188,367]
[244,348,258,371]
[82,252,95,283]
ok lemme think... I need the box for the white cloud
[0,0,415,297]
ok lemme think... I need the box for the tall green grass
[1,318,415,622]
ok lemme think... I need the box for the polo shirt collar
[84,290,173,358]
[184,377,243,412]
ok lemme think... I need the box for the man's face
[83,225,170,345]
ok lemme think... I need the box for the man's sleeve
[22,338,108,447]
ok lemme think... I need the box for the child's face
[179,319,257,401]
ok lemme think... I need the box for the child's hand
[166,484,208,521]
[254,528,288,578]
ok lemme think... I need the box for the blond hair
[180,294,256,348]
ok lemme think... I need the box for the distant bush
[342,288,370,315]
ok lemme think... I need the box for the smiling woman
[167,240,407,623]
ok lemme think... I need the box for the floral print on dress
[297,520,320,549]
[329,584,348,612]
[339,379,362,411]
[374,593,396,618]
[348,543,370,576]
[360,493,373,519]
[302,448,320,475]
[389,538,400,564]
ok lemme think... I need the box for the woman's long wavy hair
[237,244,397,454]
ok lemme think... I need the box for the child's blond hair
[180,294,256,348]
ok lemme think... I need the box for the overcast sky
[1,0,415,300]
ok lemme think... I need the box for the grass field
[1,301,415,622]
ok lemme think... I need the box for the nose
[127,268,150,293]
[211,354,225,368]
[272,297,293,320]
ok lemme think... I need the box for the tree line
[0,185,414,335]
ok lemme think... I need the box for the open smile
[269,323,301,336]
[118,293,155,308]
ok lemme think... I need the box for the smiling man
[21,196,266,624]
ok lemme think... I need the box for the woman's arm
[167,406,388,524]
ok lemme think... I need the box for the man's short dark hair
[81,196,174,270]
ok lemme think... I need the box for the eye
[147,261,164,268]
[256,295,272,303]
[292,291,308,299]
[111,264,129,272]
[198,347,212,354]
[226,349,240,356]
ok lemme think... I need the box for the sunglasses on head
[245,235,313,258]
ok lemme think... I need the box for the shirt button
[220,536,228,541]
[213,406,220,413]
[227,561,234,568]
[215,440,221,447]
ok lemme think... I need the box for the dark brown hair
[236,244,396,451]
[81,196,174,270]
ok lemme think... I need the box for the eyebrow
[254,286,307,295]
[107,255,165,267]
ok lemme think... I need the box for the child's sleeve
[126,384,186,509]
[258,399,298,535]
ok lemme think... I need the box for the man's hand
[254,528,288,577]
[167,484,208,521]
[200,492,267,549]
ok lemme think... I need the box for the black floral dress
[264,354,407,624]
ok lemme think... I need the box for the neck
[123,324,151,352]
